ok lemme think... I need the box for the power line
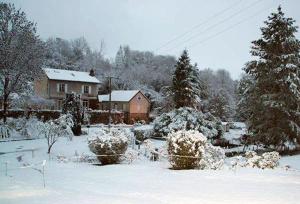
[155,0,243,52]
[162,0,263,53]
[187,2,274,49]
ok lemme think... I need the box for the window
[82,100,89,109]
[114,103,118,110]
[57,99,63,110]
[82,85,91,94]
[58,83,66,93]
[83,85,89,94]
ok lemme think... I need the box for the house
[98,90,151,123]
[34,68,100,110]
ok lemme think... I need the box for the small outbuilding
[98,90,151,124]
[221,122,230,132]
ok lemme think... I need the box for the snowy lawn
[0,128,300,204]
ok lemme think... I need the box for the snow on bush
[123,149,139,164]
[167,130,206,169]
[200,143,225,170]
[1,116,45,139]
[0,123,11,139]
[88,128,129,165]
[167,130,225,170]
[153,107,222,140]
[246,151,280,169]
[133,125,153,142]
[231,151,280,169]
[21,116,46,139]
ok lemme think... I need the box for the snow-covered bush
[20,116,45,139]
[2,116,45,139]
[167,130,225,170]
[246,151,280,169]
[88,129,129,165]
[133,125,153,142]
[200,143,225,170]
[167,130,206,169]
[123,149,139,164]
[0,124,11,139]
[153,107,222,140]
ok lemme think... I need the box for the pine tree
[172,50,204,108]
[244,6,300,149]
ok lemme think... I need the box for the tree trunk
[2,77,10,123]
[2,95,9,123]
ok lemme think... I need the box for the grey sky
[4,0,300,79]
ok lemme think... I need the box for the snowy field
[0,127,300,204]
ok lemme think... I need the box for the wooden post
[42,160,46,188]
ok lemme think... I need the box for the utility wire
[155,0,242,52]
[187,2,274,49]
[163,0,263,52]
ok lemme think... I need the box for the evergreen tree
[236,74,255,121]
[244,6,300,148]
[208,90,231,121]
[115,46,124,69]
[172,50,204,108]
[62,93,84,136]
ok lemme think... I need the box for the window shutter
[65,84,68,93]
[89,86,91,94]
[81,85,84,94]
[57,83,59,92]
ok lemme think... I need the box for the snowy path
[0,134,300,204]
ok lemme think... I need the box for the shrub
[133,125,153,142]
[153,107,222,140]
[88,129,128,165]
[167,130,206,169]
[244,151,280,169]
[200,143,225,170]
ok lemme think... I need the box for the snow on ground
[0,126,300,204]
[223,122,246,145]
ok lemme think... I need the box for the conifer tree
[115,46,124,69]
[62,93,84,136]
[244,6,300,148]
[208,90,231,121]
[172,50,204,108]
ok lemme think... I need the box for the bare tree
[0,3,45,122]
[38,114,73,154]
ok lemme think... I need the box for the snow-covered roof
[43,68,100,83]
[98,90,140,102]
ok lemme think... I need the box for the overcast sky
[5,0,300,79]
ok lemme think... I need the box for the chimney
[89,69,95,76]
